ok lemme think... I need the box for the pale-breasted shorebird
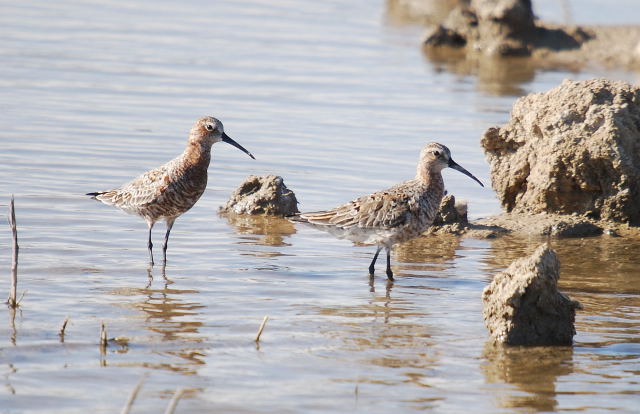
[293,142,483,280]
[87,116,255,265]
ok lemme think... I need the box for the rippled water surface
[1,1,639,413]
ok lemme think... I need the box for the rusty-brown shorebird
[293,142,483,280]
[87,116,255,265]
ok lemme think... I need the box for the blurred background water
[0,0,639,412]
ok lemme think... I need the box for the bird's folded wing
[110,166,171,207]
[300,186,412,230]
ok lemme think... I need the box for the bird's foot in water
[386,269,394,281]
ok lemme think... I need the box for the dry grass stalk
[7,196,18,308]
[164,388,186,414]
[59,317,70,341]
[120,374,148,414]
[255,316,269,342]
[100,322,108,350]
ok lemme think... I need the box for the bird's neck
[416,168,444,196]
[183,141,212,168]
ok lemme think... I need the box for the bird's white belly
[323,225,415,247]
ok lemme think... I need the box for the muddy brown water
[1,1,639,413]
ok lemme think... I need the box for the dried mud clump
[422,0,589,57]
[482,244,581,346]
[220,175,299,216]
[428,194,469,234]
[433,194,468,225]
[482,78,640,225]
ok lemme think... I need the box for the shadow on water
[482,342,574,412]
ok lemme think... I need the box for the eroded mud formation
[481,78,640,225]
[392,0,640,72]
[482,244,581,346]
[220,175,299,216]
[428,194,470,234]
[422,0,590,56]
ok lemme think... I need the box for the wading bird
[293,142,483,280]
[88,116,254,265]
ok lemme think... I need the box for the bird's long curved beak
[222,132,255,159]
[448,158,484,187]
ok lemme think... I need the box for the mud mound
[482,244,581,346]
[481,78,640,225]
[414,0,640,73]
[427,194,470,234]
[220,175,299,216]
[423,0,588,57]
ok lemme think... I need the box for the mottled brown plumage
[88,116,255,265]
[294,142,483,280]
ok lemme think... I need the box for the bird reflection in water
[317,275,434,370]
[368,273,395,297]
[127,266,208,374]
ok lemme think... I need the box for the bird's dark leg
[146,220,155,266]
[163,218,176,265]
[385,246,394,281]
[369,246,382,275]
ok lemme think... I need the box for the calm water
[1,0,639,413]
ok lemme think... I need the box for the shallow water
[1,0,639,413]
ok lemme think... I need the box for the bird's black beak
[448,158,484,187]
[222,132,255,159]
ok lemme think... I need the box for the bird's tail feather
[86,191,105,199]
[86,190,116,204]
[290,210,337,225]
[287,212,306,222]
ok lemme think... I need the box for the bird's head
[190,116,255,159]
[419,142,483,186]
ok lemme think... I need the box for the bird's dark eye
[433,150,441,157]
[205,124,215,132]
